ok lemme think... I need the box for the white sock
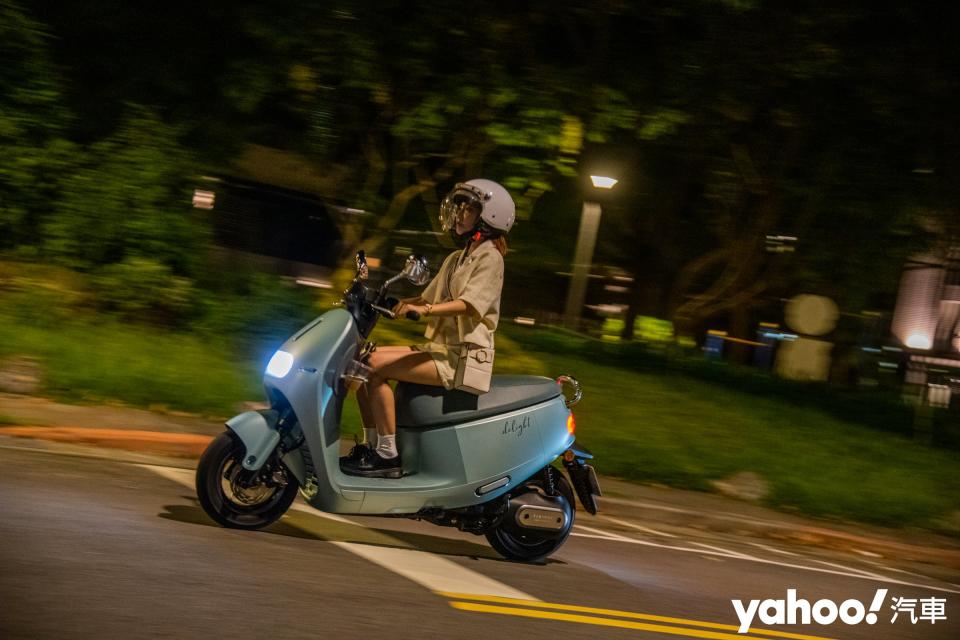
[364,427,378,447]
[376,434,398,459]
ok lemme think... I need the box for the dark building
[195,176,345,278]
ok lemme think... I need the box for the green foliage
[42,110,206,275]
[91,257,195,325]
[192,273,319,355]
[0,1,75,249]
[637,109,691,141]
[0,312,261,415]
[602,316,676,342]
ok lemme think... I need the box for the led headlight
[266,350,294,378]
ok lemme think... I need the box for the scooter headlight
[266,350,295,378]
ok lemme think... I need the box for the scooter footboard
[225,410,280,471]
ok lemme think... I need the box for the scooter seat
[395,375,562,429]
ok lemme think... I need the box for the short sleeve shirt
[420,241,504,348]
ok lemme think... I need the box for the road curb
[0,426,211,459]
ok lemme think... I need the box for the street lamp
[590,175,618,189]
[564,175,617,330]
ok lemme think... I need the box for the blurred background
[1,0,958,531]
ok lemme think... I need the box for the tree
[43,109,205,275]
[0,0,75,252]
[594,2,957,340]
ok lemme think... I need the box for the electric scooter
[196,251,601,562]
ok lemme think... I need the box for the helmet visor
[439,184,484,232]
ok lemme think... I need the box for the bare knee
[365,360,388,388]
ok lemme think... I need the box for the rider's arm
[392,299,470,318]
[424,299,469,317]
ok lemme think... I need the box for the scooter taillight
[567,412,576,435]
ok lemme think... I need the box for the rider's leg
[355,386,377,445]
[365,349,443,455]
[355,346,409,445]
[342,348,443,475]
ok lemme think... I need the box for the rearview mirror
[355,250,369,280]
[402,254,430,286]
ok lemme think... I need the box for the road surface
[0,442,956,640]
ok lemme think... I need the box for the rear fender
[225,410,281,471]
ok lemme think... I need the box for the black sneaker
[339,440,373,467]
[341,450,403,479]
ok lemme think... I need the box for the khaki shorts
[410,342,459,390]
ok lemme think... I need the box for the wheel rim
[212,443,289,520]
[220,458,279,508]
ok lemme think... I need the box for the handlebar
[369,303,396,319]
[370,302,420,321]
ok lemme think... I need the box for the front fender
[225,410,280,471]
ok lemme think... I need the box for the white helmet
[439,179,516,235]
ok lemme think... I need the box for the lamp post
[563,175,617,330]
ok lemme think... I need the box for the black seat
[395,375,562,428]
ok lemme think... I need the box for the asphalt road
[0,442,957,640]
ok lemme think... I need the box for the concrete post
[563,201,602,330]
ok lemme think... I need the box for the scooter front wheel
[196,431,298,530]
[485,471,575,563]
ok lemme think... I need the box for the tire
[485,470,576,563]
[196,431,298,530]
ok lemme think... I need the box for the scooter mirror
[355,250,369,281]
[402,254,430,286]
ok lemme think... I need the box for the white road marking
[143,464,198,488]
[601,516,677,538]
[599,495,774,526]
[861,560,945,583]
[289,500,354,524]
[689,542,759,561]
[565,522,960,595]
[747,541,800,557]
[336,543,537,600]
[573,524,637,542]
[811,559,888,580]
[139,464,536,600]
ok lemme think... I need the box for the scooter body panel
[352,397,574,514]
[238,306,577,516]
[263,308,360,513]
[226,410,281,471]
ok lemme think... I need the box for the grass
[0,312,263,417]
[3,294,958,531]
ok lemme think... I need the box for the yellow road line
[450,602,771,640]
[438,592,837,640]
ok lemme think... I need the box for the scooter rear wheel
[196,431,298,530]
[485,471,575,563]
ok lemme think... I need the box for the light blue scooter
[196,251,601,561]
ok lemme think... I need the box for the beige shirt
[420,241,504,349]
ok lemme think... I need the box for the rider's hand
[393,301,422,316]
[402,304,427,319]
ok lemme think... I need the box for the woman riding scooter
[341,179,515,478]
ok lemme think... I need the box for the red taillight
[567,412,576,435]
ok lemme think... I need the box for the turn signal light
[567,412,576,435]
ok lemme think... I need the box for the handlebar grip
[405,310,421,321]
